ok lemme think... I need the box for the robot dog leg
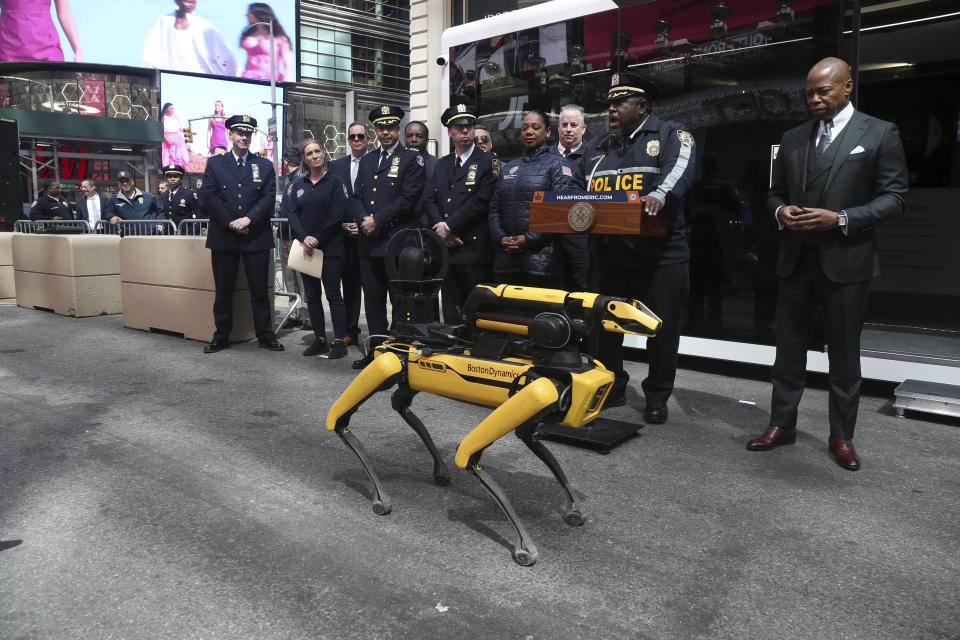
[454,376,566,566]
[391,384,451,486]
[326,351,405,515]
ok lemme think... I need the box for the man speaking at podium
[579,72,696,424]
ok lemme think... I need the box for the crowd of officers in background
[24,71,696,423]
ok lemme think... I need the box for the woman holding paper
[286,138,349,359]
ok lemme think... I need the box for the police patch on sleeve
[646,139,660,156]
[417,154,425,167]
[491,158,501,177]
[676,130,695,147]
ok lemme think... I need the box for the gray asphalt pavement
[1,303,958,640]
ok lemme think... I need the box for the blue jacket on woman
[488,145,572,276]
[286,172,350,258]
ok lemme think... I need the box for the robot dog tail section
[325,351,404,431]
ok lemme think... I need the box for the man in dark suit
[746,57,908,470]
[328,121,369,347]
[549,103,589,291]
[350,105,425,368]
[159,164,199,230]
[198,114,282,353]
[426,103,498,323]
[405,120,438,227]
[76,179,108,229]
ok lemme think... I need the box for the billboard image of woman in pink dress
[0,0,83,62]
[207,99,227,154]
[239,3,292,82]
[161,102,191,167]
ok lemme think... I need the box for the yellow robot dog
[325,233,660,565]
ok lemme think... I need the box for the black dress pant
[211,249,273,342]
[342,236,362,339]
[441,262,491,324]
[301,256,346,340]
[358,256,399,345]
[597,262,689,407]
[770,246,870,439]
[555,234,590,291]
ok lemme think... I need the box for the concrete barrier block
[0,265,14,299]
[12,233,120,276]
[121,282,258,342]
[14,271,121,317]
[0,232,12,265]
[119,236,256,291]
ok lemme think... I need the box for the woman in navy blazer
[286,139,350,359]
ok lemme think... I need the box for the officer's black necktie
[562,148,570,157]
[455,157,462,169]
[816,119,833,156]
[379,150,389,169]
[237,156,244,168]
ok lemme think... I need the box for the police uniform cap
[163,164,185,176]
[441,103,478,127]
[607,72,659,102]
[369,105,404,127]
[225,114,257,132]
[116,170,133,180]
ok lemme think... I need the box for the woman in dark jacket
[488,109,573,287]
[287,139,349,358]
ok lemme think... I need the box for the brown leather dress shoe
[828,437,861,471]
[746,426,797,451]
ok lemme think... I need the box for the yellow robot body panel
[557,365,616,428]
[326,351,404,431]
[454,376,560,468]
[474,319,529,335]
[407,352,533,408]
[602,299,662,336]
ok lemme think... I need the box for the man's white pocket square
[850,145,866,154]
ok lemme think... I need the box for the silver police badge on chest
[567,202,596,233]
[388,155,400,178]
[646,139,660,156]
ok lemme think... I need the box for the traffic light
[184,127,193,143]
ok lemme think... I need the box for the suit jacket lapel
[796,120,815,200]
[824,111,868,193]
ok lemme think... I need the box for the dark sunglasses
[474,135,490,144]
[348,133,367,141]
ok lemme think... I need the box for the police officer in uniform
[350,105,426,368]
[580,72,696,424]
[29,181,74,221]
[105,170,163,229]
[198,114,282,353]
[159,164,200,230]
[426,103,498,323]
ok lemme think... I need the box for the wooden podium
[528,190,668,237]
[529,190,664,452]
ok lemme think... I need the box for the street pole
[268,19,280,201]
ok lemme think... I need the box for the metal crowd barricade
[271,217,304,331]
[177,218,209,236]
[94,220,177,236]
[14,219,91,234]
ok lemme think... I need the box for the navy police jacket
[161,186,200,228]
[199,153,277,252]
[426,146,498,265]
[105,189,162,221]
[285,172,350,258]
[580,113,696,267]
[350,145,425,257]
[29,195,73,221]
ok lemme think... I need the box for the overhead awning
[0,108,162,143]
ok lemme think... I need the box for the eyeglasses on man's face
[348,133,366,141]
[474,135,490,144]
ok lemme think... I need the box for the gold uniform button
[238,194,242,199]
[372,187,377,192]
[373,175,378,180]
[238,206,242,210]
[370,201,374,205]
[238,184,242,187]
[447,198,451,202]
[472,236,477,240]
[443,214,448,218]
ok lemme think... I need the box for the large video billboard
[0,0,296,82]
[160,72,283,174]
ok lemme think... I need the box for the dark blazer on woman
[286,172,350,258]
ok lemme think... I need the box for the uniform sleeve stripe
[592,166,661,177]
[657,144,692,196]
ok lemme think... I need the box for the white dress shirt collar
[457,144,475,165]
[821,102,855,138]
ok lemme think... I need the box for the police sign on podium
[528,191,669,237]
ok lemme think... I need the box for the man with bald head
[746,57,908,470]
